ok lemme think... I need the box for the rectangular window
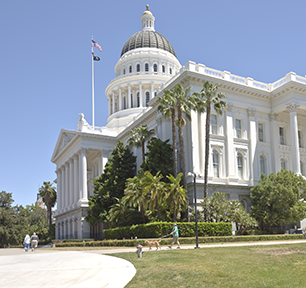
[211,114,217,135]
[258,123,264,142]
[298,131,302,148]
[279,127,284,145]
[235,119,242,138]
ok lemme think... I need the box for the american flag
[92,40,102,52]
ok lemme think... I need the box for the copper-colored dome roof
[120,30,177,58]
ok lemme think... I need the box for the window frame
[260,155,266,175]
[145,91,150,107]
[237,153,243,179]
[145,63,149,72]
[279,127,285,145]
[212,150,219,178]
[211,114,217,135]
[153,63,157,73]
[235,118,242,139]
[258,123,264,142]
[136,64,140,72]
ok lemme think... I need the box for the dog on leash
[145,239,162,250]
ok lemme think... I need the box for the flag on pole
[92,40,102,51]
[92,52,100,61]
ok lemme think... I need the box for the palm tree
[142,171,165,221]
[158,90,178,177]
[166,173,188,222]
[192,81,227,220]
[38,181,57,228]
[123,171,149,223]
[128,125,155,163]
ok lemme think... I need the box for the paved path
[1,239,305,288]
[0,249,136,288]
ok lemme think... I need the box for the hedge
[103,222,232,240]
[53,234,304,248]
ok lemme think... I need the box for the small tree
[86,141,136,225]
[141,137,173,182]
[128,125,155,163]
[250,169,306,232]
[39,181,57,228]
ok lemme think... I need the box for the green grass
[112,243,306,288]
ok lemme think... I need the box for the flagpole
[91,35,95,128]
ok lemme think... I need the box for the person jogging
[168,223,180,249]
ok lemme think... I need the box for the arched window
[123,96,126,109]
[153,64,157,72]
[146,92,150,107]
[281,158,286,170]
[213,150,219,178]
[145,63,149,72]
[137,92,140,107]
[123,68,126,75]
[137,64,140,72]
[260,156,266,175]
[169,68,172,74]
[131,94,133,108]
[162,65,165,73]
[129,65,132,73]
[237,153,243,179]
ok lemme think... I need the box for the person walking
[30,232,39,252]
[168,223,180,249]
[23,234,31,252]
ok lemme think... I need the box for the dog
[145,239,162,250]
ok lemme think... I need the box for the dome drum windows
[153,63,158,73]
[162,65,165,73]
[137,64,140,72]
[145,91,150,106]
[145,63,149,72]
[129,65,132,73]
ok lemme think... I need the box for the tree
[142,171,165,221]
[141,137,173,182]
[192,81,227,219]
[124,171,149,223]
[39,181,57,227]
[128,125,155,163]
[166,173,188,222]
[158,90,178,177]
[86,141,136,225]
[250,169,306,232]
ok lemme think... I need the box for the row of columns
[109,83,155,115]
[55,217,90,240]
[56,149,110,214]
[189,102,302,182]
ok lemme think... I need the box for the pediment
[51,130,77,162]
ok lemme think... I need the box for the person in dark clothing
[30,232,39,252]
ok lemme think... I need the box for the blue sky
[1,0,306,207]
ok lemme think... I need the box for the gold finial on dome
[143,4,152,15]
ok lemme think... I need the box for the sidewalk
[0,249,136,288]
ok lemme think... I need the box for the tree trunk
[177,106,189,222]
[156,197,162,221]
[141,141,145,163]
[171,108,177,177]
[204,103,211,222]
[173,198,177,222]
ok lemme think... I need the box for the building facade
[51,6,306,239]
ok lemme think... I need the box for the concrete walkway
[0,249,136,288]
[1,239,305,288]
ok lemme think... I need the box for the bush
[103,222,232,240]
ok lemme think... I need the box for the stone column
[112,92,115,114]
[226,104,236,179]
[107,96,111,116]
[248,108,257,182]
[139,83,143,107]
[119,88,122,111]
[270,113,280,173]
[69,159,74,208]
[55,222,59,240]
[128,85,131,109]
[73,154,79,205]
[56,169,61,212]
[151,83,154,99]
[287,102,301,174]
[102,149,109,172]
[65,163,69,210]
[63,220,67,240]
[98,151,103,175]
[61,166,65,210]
[79,148,88,201]
[190,110,201,174]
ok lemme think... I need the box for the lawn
[112,243,306,288]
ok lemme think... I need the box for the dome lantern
[140,4,155,31]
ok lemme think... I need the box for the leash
[159,233,171,239]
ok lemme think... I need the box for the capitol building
[51,6,306,239]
